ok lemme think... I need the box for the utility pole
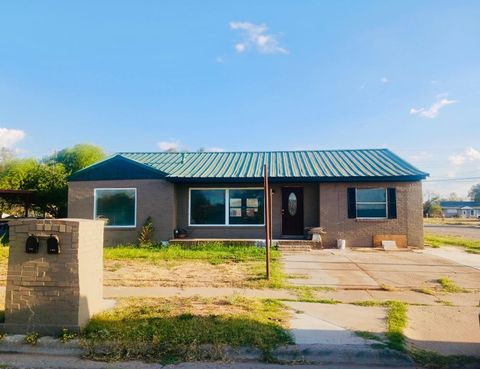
[263,164,271,280]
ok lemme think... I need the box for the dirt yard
[104,259,257,288]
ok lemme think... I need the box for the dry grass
[104,259,254,288]
[0,244,287,289]
[424,218,480,226]
[83,296,293,363]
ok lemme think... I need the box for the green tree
[0,160,68,217]
[428,203,443,217]
[468,184,480,202]
[0,143,105,218]
[50,144,105,174]
[423,193,440,217]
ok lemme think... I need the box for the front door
[281,187,304,236]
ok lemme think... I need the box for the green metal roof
[70,149,427,182]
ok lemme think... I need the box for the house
[67,149,428,247]
[439,201,480,218]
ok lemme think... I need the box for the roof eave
[166,174,428,183]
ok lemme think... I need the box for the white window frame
[188,187,265,227]
[94,188,137,228]
[355,188,388,220]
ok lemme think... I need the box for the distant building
[439,201,480,218]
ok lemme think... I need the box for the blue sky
[0,1,479,197]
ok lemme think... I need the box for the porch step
[277,240,320,253]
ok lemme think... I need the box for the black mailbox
[47,235,60,254]
[25,235,40,253]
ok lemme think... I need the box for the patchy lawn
[104,244,285,289]
[82,296,293,363]
[104,243,275,264]
[0,244,286,288]
[424,218,480,226]
[424,233,480,254]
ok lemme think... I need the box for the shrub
[138,216,154,246]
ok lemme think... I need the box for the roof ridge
[117,148,390,155]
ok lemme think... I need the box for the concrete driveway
[282,249,480,289]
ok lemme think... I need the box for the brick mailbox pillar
[3,219,104,335]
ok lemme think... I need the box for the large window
[94,188,137,227]
[189,188,264,226]
[356,188,387,218]
[190,189,226,225]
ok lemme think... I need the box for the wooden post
[264,164,270,280]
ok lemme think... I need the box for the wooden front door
[281,187,304,236]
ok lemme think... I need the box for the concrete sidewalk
[103,286,296,299]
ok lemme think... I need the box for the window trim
[93,188,137,228]
[355,188,388,220]
[188,187,265,227]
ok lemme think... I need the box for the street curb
[0,335,82,356]
[274,344,414,366]
[0,337,413,367]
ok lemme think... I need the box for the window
[189,188,264,226]
[229,189,264,225]
[94,188,136,227]
[190,189,226,225]
[356,188,387,218]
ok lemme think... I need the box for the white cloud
[449,154,466,166]
[380,77,390,84]
[410,93,458,119]
[158,140,181,152]
[229,21,288,55]
[465,147,480,160]
[0,128,25,148]
[448,147,480,167]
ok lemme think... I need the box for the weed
[59,328,77,343]
[411,348,479,369]
[435,299,455,306]
[354,331,383,342]
[351,300,390,307]
[425,233,480,254]
[105,243,281,265]
[437,277,468,293]
[138,216,154,246]
[83,296,293,363]
[24,332,39,345]
[385,301,408,351]
[380,284,397,292]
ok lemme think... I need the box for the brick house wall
[68,179,175,245]
[319,181,423,247]
[174,182,319,239]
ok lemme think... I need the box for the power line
[425,177,480,182]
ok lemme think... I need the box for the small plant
[437,277,468,293]
[385,301,408,351]
[355,331,383,342]
[138,216,154,246]
[59,328,77,343]
[380,284,397,292]
[24,332,39,345]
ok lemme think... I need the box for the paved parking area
[424,224,480,239]
[283,249,480,289]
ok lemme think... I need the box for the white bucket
[337,239,346,249]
